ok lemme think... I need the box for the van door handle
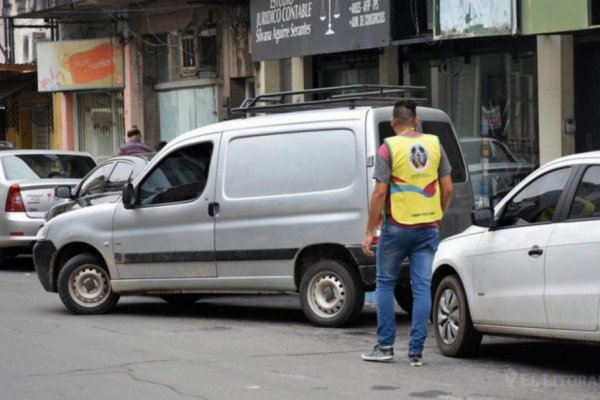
[208,202,220,217]
[528,246,543,257]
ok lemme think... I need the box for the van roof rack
[231,84,428,117]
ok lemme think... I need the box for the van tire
[432,275,482,357]
[57,253,119,314]
[299,259,365,327]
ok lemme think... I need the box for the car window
[138,142,213,205]
[498,167,571,227]
[79,163,115,196]
[105,162,135,192]
[420,121,467,183]
[568,166,600,220]
[490,141,516,163]
[1,154,96,180]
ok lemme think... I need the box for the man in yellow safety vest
[361,99,454,366]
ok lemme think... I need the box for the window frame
[493,166,576,230]
[563,164,600,223]
[134,142,214,208]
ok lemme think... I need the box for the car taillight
[6,183,26,212]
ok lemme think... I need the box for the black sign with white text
[250,0,391,61]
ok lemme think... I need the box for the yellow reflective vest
[384,133,443,225]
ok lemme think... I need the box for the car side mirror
[122,183,137,209]
[55,185,73,199]
[471,207,495,228]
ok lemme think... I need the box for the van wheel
[394,283,413,315]
[299,260,364,327]
[432,275,482,357]
[57,253,119,314]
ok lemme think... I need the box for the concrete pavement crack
[19,359,208,399]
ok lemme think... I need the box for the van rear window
[378,121,467,183]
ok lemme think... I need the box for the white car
[432,151,600,357]
[0,150,96,266]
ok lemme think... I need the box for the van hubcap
[69,265,110,307]
[437,288,460,344]
[307,272,345,318]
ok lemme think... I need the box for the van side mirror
[55,185,73,199]
[471,207,494,228]
[122,183,137,209]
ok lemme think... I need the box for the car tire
[433,275,482,357]
[57,253,120,314]
[160,294,202,306]
[394,283,413,315]
[299,259,365,327]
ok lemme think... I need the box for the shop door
[575,41,600,152]
[76,92,125,160]
[158,86,217,142]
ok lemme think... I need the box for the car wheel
[394,283,413,315]
[160,294,202,306]
[299,259,365,327]
[433,275,482,357]
[57,253,119,314]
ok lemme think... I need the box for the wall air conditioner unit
[24,31,48,63]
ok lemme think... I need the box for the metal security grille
[76,92,125,161]
[30,95,53,149]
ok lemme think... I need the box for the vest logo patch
[409,143,429,172]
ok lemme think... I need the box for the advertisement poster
[37,38,125,92]
[434,0,517,40]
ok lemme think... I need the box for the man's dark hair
[393,99,417,124]
[127,127,141,138]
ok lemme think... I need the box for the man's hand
[362,232,375,257]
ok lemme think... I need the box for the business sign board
[434,0,517,40]
[250,0,391,61]
[37,38,125,92]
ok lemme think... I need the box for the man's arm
[439,175,453,213]
[362,181,388,256]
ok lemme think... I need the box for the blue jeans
[375,223,439,355]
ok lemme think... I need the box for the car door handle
[528,246,543,257]
[208,202,219,217]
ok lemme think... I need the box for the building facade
[1,0,253,160]
[250,0,600,206]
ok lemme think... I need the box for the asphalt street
[1,257,600,400]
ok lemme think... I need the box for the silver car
[47,153,154,221]
[0,150,96,265]
[461,137,535,207]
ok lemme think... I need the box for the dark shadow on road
[476,339,600,375]
[0,256,35,272]
[45,294,410,329]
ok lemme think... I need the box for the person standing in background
[118,126,152,155]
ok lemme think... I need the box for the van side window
[378,121,467,183]
[138,142,213,205]
[224,130,355,198]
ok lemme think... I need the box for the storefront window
[409,48,539,207]
[315,50,379,88]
